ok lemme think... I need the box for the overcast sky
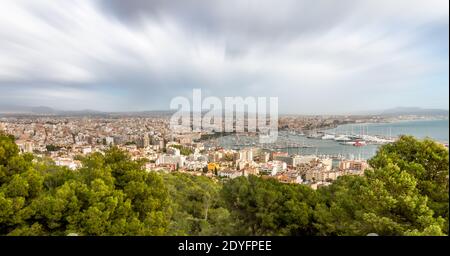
[0,0,448,114]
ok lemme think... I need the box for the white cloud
[0,0,448,112]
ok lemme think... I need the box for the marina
[204,119,449,160]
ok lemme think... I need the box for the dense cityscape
[0,112,448,237]
[1,113,447,191]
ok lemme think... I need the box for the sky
[0,0,448,114]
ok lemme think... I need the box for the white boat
[321,134,335,140]
[334,135,351,142]
[307,133,322,139]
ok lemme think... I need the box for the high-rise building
[143,134,150,148]
[24,141,34,153]
[236,148,253,163]
[105,137,114,145]
[260,152,270,163]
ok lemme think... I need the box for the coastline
[325,118,449,144]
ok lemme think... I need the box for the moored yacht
[334,135,351,142]
[321,134,335,140]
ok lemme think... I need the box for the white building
[319,158,333,171]
[16,140,34,153]
[166,146,181,156]
[184,160,208,171]
[218,169,243,179]
[105,137,114,145]
[82,146,92,155]
[237,148,253,162]
[54,158,81,170]
[260,160,287,176]
[156,154,185,168]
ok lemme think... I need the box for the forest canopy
[0,132,448,236]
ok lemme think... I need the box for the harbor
[204,119,449,160]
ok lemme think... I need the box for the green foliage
[164,173,233,235]
[222,175,318,235]
[369,135,449,232]
[0,133,170,235]
[223,153,234,162]
[313,167,445,235]
[221,136,448,236]
[0,133,448,236]
[45,144,62,152]
[0,134,19,166]
[310,136,448,236]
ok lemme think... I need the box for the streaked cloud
[0,0,448,113]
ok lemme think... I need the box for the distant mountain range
[0,104,175,117]
[379,107,449,116]
[0,104,448,117]
[347,107,449,116]
[0,104,103,115]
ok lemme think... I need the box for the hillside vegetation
[0,133,448,236]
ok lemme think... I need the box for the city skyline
[0,0,448,114]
